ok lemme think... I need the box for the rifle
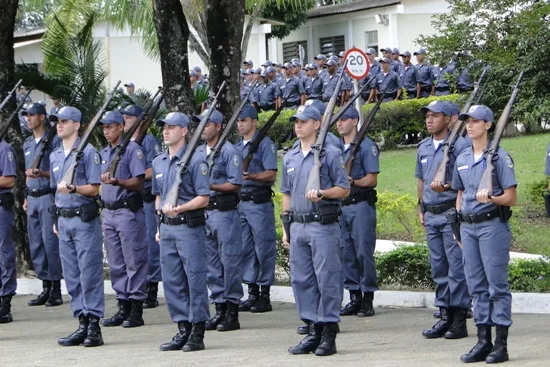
[343,86,386,176]
[134,87,164,145]
[104,88,164,178]
[207,80,258,175]
[459,65,490,137]
[30,88,82,174]
[305,60,348,192]
[328,74,376,129]
[478,71,524,198]
[60,81,121,185]
[0,79,23,111]
[165,81,227,207]
[0,87,33,141]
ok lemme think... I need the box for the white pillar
[388,13,399,48]
[258,33,267,63]
[308,25,314,59]
[270,37,278,62]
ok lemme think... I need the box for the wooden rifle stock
[134,87,163,145]
[328,74,376,129]
[459,65,490,137]
[0,79,23,111]
[478,71,524,197]
[305,60,348,192]
[0,87,33,141]
[165,81,227,207]
[60,80,121,185]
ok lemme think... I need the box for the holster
[445,208,461,243]
[281,212,292,242]
[0,193,15,211]
[208,194,240,211]
[543,189,550,217]
[185,208,206,228]
[49,204,58,228]
[127,195,144,212]
[316,204,340,225]
[498,206,512,223]
[141,187,156,203]
[80,201,100,222]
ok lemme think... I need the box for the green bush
[376,191,425,243]
[273,192,290,279]
[525,178,548,210]
[375,245,434,290]
[509,258,550,292]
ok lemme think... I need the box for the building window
[365,31,378,55]
[319,35,345,56]
[282,40,308,64]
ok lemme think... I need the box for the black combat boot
[297,322,308,335]
[315,322,339,356]
[183,322,206,352]
[83,315,104,347]
[251,286,272,313]
[160,321,191,351]
[460,325,493,363]
[101,299,131,327]
[239,283,259,312]
[58,315,89,346]
[122,299,145,328]
[485,325,509,364]
[28,280,51,306]
[434,307,473,319]
[340,290,362,316]
[217,301,240,331]
[357,291,375,317]
[0,295,13,324]
[45,280,63,307]
[422,307,453,338]
[288,322,322,354]
[205,302,227,331]
[143,282,159,309]
[445,308,468,339]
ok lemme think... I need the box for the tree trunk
[152,0,195,114]
[0,0,33,274]
[206,0,245,135]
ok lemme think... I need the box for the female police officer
[452,105,517,364]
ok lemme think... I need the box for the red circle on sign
[344,47,370,80]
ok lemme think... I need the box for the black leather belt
[459,208,500,224]
[101,195,143,211]
[291,212,321,223]
[161,214,188,225]
[103,200,130,211]
[26,187,53,198]
[240,189,272,203]
[259,104,275,111]
[342,189,376,206]
[56,207,82,218]
[207,194,240,211]
[435,87,450,92]
[283,101,299,108]
[424,200,455,215]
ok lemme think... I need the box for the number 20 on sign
[344,48,370,80]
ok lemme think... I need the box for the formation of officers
[239,47,474,110]
[0,62,524,363]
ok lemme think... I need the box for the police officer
[276,63,306,109]
[336,106,380,318]
[124,82,138,103]
[17,85,33,104]
[432,61,454,96]
[416,101,471,341]
[274,62,285,82]
[366,58,402,103]
[0,133,17,324]
[292,62,308,87]
[98,110,148,328]
[50,96,64,116]
[121,105,163,309]
[414,49,433,98]
[195,109,243,332]
[50,106,104,347]
[400,51,420,99]
[457,63,474,93]
[304,64,323,101]
[22,103,63,308]
[152,112,210,352]
[391,48,404,74]
[360,48,381,100]
[314,54,328,81]
[243,59,254,71]
[256,70,277,112]
[236,105,277,313]
[322,59,349,106]
[281,105,350,356]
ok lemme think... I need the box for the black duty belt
[283,101,299,108]
[435,87,450,92]
[161,214,188,225]
[56,207,82,218]
[101,195,143,211]
[26,187,53,198]
[458,87,474,93]
[240,189,272,204]
[0,193,14,208]
[259,104,275,111]
[459,208,500,224]
[207,194,240,211]
[291,212,321,223]
[159,208,205,227]
[342,189,377,206]
[424,200,455,215]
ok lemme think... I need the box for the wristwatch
[317,190,324,199]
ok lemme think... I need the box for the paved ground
[1,296,549,367]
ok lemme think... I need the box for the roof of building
[307,0,401,19]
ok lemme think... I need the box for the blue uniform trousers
[0,206,16,296]
[144,200,162,282]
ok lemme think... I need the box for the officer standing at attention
[49,96,64,116]
[292,62,308,87]
[152,112,210,352]
[391,48,404,74]
[452,105,517,364]
[22,103,63,308]
[414,49,434,98]
[99,110,148,329]
[336,106,380,318]
[400,51,421,99]
[253,70,277,112]
[366,58,402,103]
[49,106,104,347]
[276,62,306,109]
[416,101,471,341]
[314,54,328,81]
[304,64,323,101]
[322,59,349,106]
[121,105,163,309]
[243,59,254,71]
[281,105,350,356]
[432,61,454,96]
[360,48,381,101]
[195,109,244,332]
[236,105,278,313]
[0,134,17,324]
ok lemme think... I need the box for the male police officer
[336,106,380,318]
[22,103,63,307]
[255,70,277,112]
[416,101,471,340]
[0,132,17,324]
[432,61,454,96]
[236,105,277,313]
[153,112,210,352]
[400,51,421,99]
[322,60,348,106]
[277,63,306,109]
[391,48,404,74]
[360,48,381,100]
[124,82,138,103]
[304,64,323,101]
[99,110,148,328]
[50,106,104,347]
[281,105,350,356]
[414,49,434,98]
[366,58,402,103]
[195,109,244,332]
[121,105,163,309]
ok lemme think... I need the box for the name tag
[287,167,295,174]
[420,158,428,164]
[25,151,31,156]
[457,165,468,171]
[156,173,163,179]
[53,166,60,172]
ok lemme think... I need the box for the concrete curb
[15,278,550,314]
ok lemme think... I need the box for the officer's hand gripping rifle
[0,79,23,111]
[104,88,164,178]
[477,71,524,198]
[305,60,348,192]
[165,81,227,207]
[207,80,258,176]
[60,81,121,186]
[0,87,34,141]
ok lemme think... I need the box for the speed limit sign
[344,47,370,80]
